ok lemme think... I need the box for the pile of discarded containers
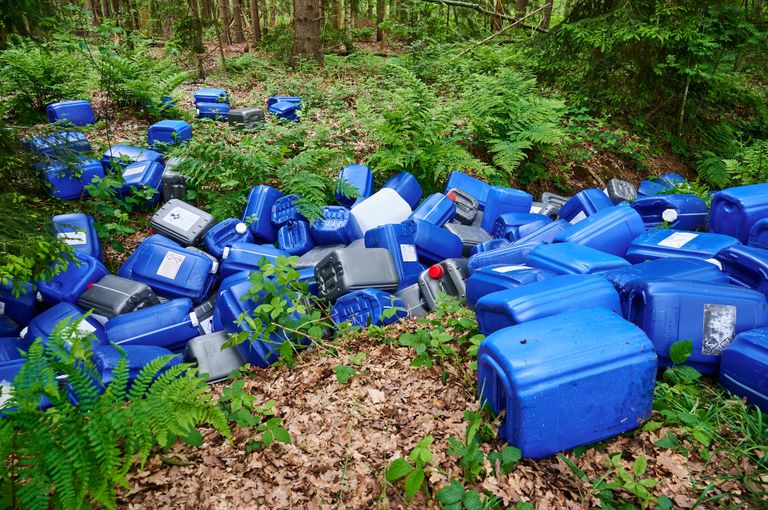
[3,93,768,459]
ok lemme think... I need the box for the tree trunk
[232,0,246,42]
[220,0,232,43]
[250,0,261,46]
[102,0,111,18]
[269,0,276,27]
[188,0,206,77]
[293,0,324,65]
[376,0,384,41]
[492,0,504,31]
[515,0,528,20]
[541,0,553,29]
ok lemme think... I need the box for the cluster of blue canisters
[4,94,768,460]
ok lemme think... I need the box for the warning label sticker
[702,303,737,356]
[658,232,698,249]
[570,211,587,224]
[400,244,418,262]
[163,206,201,231]
[156,251,186,280]
[123,164,146,177]
[57,231,87,245]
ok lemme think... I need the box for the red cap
[428,265,443,279]
[86,282,94,289]
[447,192,456,201]
[150,228,156,235]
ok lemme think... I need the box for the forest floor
[33,46,763,508]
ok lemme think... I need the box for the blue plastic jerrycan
[118,237,215,303]
[383,171,423,209]
[214,278,304,367]
[268,101,300,121]
[23,302,107,347]
[409,219,463,265]
[410,193,456,227]
[117,160,164,203]
[267,96,302,108]
[465,265,555,309]
[514,219,570,245]
[525,242,630,275]
[0,282,38,327]
[196,102,230,120]
[91,344,180,392]
[26,131,91,160]
[716,244,768,295]
[467,240,543,274]
[101,144,162,171]
[310,206,360,246]
[637,173,686,197]
[630,194,708,231]
[42,157,104,200]
[600,257,728,316]
[105,299,202,353]
[271,194,306,227]
[720,328,768,412]
[331,288,406,328]
[477,307,657,459]
[364,222,423,289]
[475,274,621,335]
[748,218,768,250]
[0,337,31,363]
[52,212,102,261]
[558,189,613,224]
[491,213,552,241]
[336,164,374,206]
[193,88,230,104]
[203,219,253,259]
[709,183,768,243]
[37,253,108,305]
[277,220,315,256]
[626,229,739,264]
[242,185,283,243]
[469,238,510,257]
[624,279,768,375]
[480,186,533,233]
[444,171,491,209]
[219,242,289,278]
[46,100,96,126]
[147,120,192,148]
[0,317,19,337]
[554,205,646,257]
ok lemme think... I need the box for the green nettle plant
[0,321,229,510]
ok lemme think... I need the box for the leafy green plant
[218,380,291,453]
[0,321,229,510]
[436,479,502,510]
[332,352,366,384]
[447,408,519,483]
[385,435,434,501]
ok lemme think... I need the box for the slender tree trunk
[293,0,324,65]
[541,0,553,29]
[515,0,528,20]
[376,0,384,41]
[269,0,276,27]
[249,0,262,46]
[232,0,246,42]
[188,0,206,77]
[220,0,232,43]
[345,0,352,37]
[102,0,111,18]
[492,0,504,31]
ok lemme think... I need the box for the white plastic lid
[222,246,230,259]
[662,208,678,223]
[210,260,219,274]
[706,258,723,270]
[189,312,200,328]
[235,222,248,235]
[20,327,28,338]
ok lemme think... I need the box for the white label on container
[76,320,97,335]
[163,206,200,231]
[0,302,5,315]
[529,205,542,214]
[702,304,737,356]
[123,165,145,177]
[570,211,587,224]
[400,244,418,262]
[658,232,698,249]
[493,265,530,273]
[57,231,87,245]
[156,251,186,280]
[0,382,13,408]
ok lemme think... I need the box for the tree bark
[220,0,232,43]
[515,0,528,20]
[232,0,246,42]
[375,0,384,41]
[293,0,324,65]
[188,0,206,77]
[249,0,261,46]
[269,0,276,27]
[541,0,553,29]
[492,0,504,31]
[102,0,111,18]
